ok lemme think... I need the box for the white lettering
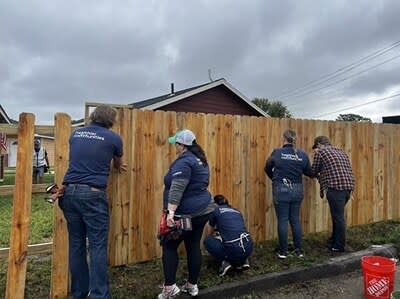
[281,153,303,161]
[219,207,240,214]
[367,277,389,296]
[73,131,105,141]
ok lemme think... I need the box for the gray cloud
[1,0,400,124]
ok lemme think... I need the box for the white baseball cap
[168,129,196,146]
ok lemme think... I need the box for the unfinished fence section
[1,107,399,298]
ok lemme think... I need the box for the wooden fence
[1,107,399,298]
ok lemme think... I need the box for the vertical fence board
[232,115,245,212]
[128,109,142,262]
[50,113,71,298]
[205,114,217,195]
[138,110,156,261]
[108,108,132,265]
[6,113,35,299]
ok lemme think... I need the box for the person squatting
[204,194,253,277]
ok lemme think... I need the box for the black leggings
[162,213,210,286]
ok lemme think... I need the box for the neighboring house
[0,105,12,172]
[131,78,268,117]
[0,104,55,168]
[382,115,400,124]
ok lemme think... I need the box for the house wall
[3,136,55,168]
[156,85,262,116]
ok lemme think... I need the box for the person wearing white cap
[158,129,214,299]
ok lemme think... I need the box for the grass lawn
[1,170,400,298]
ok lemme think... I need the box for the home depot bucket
[362,256,397,299]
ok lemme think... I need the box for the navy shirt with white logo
[63,124,123,189]
[209,204,248,242]
[264,144,313,184]
[163,151,212,215]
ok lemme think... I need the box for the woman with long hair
[158,129,214,299]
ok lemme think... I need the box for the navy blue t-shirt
[63,123,123,189]
[163,151,212,215]
[209,204,248,242]
[264,144,312,184]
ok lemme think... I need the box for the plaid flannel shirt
[312,145,355,193]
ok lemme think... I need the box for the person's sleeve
[168,178,189,206]
[208,210,217,227]
[264,151,275,180]
[311,151,322,177]
[114,135,123,157]
[303,154,314,178]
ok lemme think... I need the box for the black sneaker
[236,258,250,270]
[277,251,287,259]
[292,248,305,258]
[219,260,232,277]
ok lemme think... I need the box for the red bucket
[361,256,397,299]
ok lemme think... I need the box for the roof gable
[131,79,268,117]
[0,105,11,124]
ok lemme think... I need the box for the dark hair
[89,105,117,129]
[214,194,230,206]
[283,129,299,160]
[186,140,208,166]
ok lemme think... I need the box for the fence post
[5,113,35,299]
[49,113,71,298]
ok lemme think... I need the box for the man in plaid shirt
[311,136,355,253]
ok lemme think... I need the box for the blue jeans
[59,185,111,299]
[203,235,253,264]
[326,188,351,251]
[273,183,304,253]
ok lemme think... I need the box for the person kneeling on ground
[204,194,253,277]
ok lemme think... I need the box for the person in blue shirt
[58,105,127,299]
[204,194,253,277]
[158,129,214,299]
[264,129,313,259]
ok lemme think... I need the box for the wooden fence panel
[2,110,400,292]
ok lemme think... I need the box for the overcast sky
[1,0,400,124]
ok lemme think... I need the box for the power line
[312,92,400,118]
[286,53,400,107]
[273,40,400,100]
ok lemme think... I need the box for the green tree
[252,98,292,118]
[336,113,372,122]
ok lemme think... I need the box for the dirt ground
[244,268,400,299]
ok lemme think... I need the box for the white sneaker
[181,281,199,296]
[157,284,180,299]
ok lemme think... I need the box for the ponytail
[186,140,208,166]
[214,194,231,207]
[283,129,300,160]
